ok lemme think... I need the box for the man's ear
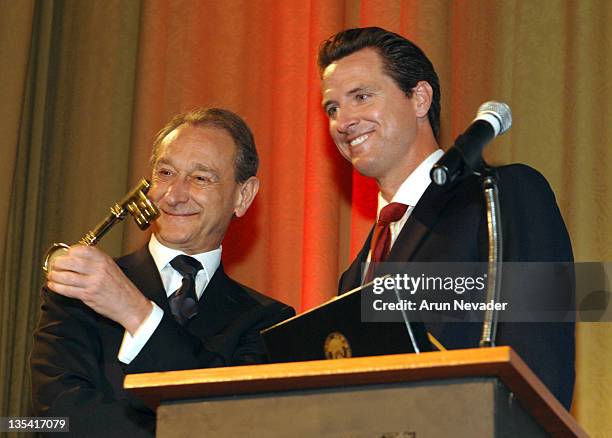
[412,81,433,119]
[234,176,260,218]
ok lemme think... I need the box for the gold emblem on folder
[324,332,352,359]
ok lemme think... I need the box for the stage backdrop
[1,1,610,436]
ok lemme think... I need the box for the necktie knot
[170,255,203,278]
[378,202,409,224]
[365,202,409,283]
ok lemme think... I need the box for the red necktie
[365,202,409,283]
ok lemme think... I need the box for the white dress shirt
[117,234,222,364]
[363,149,444,275]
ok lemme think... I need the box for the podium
[124,347,586,437]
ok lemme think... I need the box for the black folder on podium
[261,281,432,363]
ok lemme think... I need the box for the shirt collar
[148,233,222,278]
[377,149,444,215]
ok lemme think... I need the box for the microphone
[430,101,512,187]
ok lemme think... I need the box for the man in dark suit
[318,27,574,409]
[31,108,295,436]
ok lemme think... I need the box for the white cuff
[118,301,164,364]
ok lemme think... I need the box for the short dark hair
[318,27,441,139]
[151,107,258,182]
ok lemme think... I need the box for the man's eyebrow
[191,162,218,174]
[322,85,371,108]
[154,158,218,175]
[154,157,173,167]
[347,85,369,95]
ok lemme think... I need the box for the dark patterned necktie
[168,255,203,325]
[364,202,409,283]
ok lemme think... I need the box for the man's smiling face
[149,124,244,254]
[321,48,421,185]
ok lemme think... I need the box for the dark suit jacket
[339,164,575,409]
[31,246,295,437]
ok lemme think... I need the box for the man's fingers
[50,246,111,275]
[46,280,82,299]
[69,245,107,260]
[49,254,78,273]
[47,270,88,289]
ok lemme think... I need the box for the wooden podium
[124,347,586,437]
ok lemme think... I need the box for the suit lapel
[340,183,459,290]
[187,264,250,336]
[386,183,456,262]
[116,246,170,313]
[118,249,252,336]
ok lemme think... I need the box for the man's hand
[46,245,152,334]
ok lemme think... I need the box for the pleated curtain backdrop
[1,1,610,436]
